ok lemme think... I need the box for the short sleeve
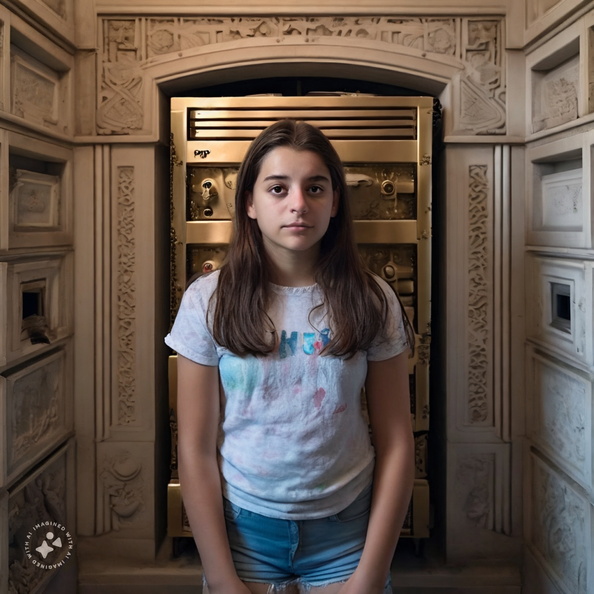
[366,276,409,361]
[164,273,220,366]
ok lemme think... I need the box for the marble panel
[526,133,591,248]
[0,347,72,488]
[532,53,579,133]
[446,442,518,563]
[526,347,593,493]
[525,255,593,365]
[7,440,75,594]
[4,255,73,364]
[527,452,593,594]
[7,133,73,249]
[9,43,71,136]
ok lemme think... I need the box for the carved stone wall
[523,6,594,594]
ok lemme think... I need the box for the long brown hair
[210,119,412,357]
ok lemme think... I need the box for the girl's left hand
[337,570,388,594]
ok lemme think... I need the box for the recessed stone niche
[4,256,72,363]
[0,347,72,487]
[526,133,592,249]
[7,134,72,249]
[531,38,580,133]
[525,254,593,365]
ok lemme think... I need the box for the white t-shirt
[165,270,407,520]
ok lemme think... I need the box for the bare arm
[176,354,249,593]
[342,351,416,592]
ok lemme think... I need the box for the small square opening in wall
[20,280,50,344]
[550,282,571,333]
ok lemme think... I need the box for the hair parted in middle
[209,119,413,358]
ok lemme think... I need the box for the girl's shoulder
[368,272,396,300]
[186,269,220,294]
[182,269,221,307]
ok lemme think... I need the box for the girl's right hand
[203,577,254,594]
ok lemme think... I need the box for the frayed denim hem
[203,575,392,593]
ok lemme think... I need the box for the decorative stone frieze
[116,166,137,426]
[97,15,505,137]
[467,163,490,426]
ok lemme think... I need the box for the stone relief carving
[9,354,64,474]
[8,453,68,594]
[532,459,588,594]
[98,15,504,136]
[9,42,70,131]
[116,166,136,425]
[456,454,495,530]
[458,20,506,134]
[533,55,579,133]
[540,169,582,230]
[10,169,61,231]
[467,164,490,425]
[11,51,60,129]
[533,355,588,483]
[100,450,144,531]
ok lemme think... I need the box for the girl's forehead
[257,146,329,175]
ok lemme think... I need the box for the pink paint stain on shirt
[313,388,326,409]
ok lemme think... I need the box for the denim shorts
[221,484,392,591]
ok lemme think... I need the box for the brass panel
[190,127,417,140]
[170,95,434,542]
[189,109,417,120]
[185,220,418,246]
[354,221,418,244]
[167,481,192,538]
[174,94,433,110]
[186,221,233,245]
[184,140,419,165]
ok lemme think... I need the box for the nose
[290,187,308,215]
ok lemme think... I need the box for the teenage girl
[165,119,415,594]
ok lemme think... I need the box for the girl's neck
[265,247,319,288]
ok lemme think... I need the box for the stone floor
[74,537,522,594]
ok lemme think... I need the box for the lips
[283,222,312,229]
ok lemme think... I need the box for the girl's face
[246,146,339,262]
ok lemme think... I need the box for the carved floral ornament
[98,15,505,135]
